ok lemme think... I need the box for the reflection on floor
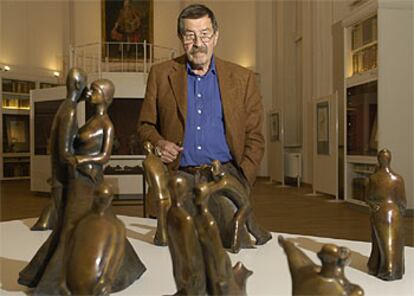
[1,179,413,246]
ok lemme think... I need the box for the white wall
[0,0,66,75]
[255,0,274,177]
[377,1,414,208]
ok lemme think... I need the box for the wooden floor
[1,179,413,246]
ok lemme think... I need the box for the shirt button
[197,93,202,98]
[197,77,201,81]
[197,109,202,114]
[196,126,201,130]
[197,146,202,150]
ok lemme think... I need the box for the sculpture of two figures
[366,149,406,281]
[278,236,364,296]
[19,68,146,295]
[143,142,271,251]
[167,174,252,295]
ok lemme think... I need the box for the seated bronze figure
[366,149,406,281]
[278,236,364,296]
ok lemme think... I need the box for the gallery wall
[0,0,66,78]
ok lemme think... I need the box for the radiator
[285,153,302,187]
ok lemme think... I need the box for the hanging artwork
[3,114,30,153]
[317,101,329,155]
[102,0,153,61]
[270,111,280,142]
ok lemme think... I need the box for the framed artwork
[270,111,280,142]
[316,101,329,155]
[3,114,30,153]
[101,0,153,61]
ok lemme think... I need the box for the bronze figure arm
[76,122,114,166]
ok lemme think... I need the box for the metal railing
[68,41,176,76]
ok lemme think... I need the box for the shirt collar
[186,55,216,76]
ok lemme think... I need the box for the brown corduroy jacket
[137,55,264,186]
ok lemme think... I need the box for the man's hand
[156,140,183,163]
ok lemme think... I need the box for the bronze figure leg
[153,198,171,246]
[367,223,380,276]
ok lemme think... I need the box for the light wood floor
[1,179,413,246]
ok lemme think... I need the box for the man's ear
[213,30,219,46]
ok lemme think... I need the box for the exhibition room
[0,0,413,295]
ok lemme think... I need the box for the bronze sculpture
[167,175,206,295]
[18,75,146,295]
[194,178,252,295]
[142,141,171,246]
[166,174,252,296]
[31,68,89,231]
[366,149,406,281]
[65,182,125,295]
[199,160,271,253]
[278,236,364,296]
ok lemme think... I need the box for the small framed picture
[316,101,329,155]
[270,111,280,142]
[3,114,30,153]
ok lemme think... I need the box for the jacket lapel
[168,58,187,124]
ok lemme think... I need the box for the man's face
[181,15,218,69]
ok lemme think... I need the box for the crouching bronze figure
[65,182,126,295]
[366,149,406,281]
[278,236,364,296]
[202,160,271,253]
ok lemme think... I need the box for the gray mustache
[190,46,208,54]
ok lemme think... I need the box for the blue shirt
[179,57,232,167]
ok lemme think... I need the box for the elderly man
[138,4,270,247]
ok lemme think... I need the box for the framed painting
[3,114,30,153]
[270,111,280,142]
[101,0,153,61]
[316,101,329,155]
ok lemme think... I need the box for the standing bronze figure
[366,149,406,281]
[194,179,252,295]
[167,175,206,295]
[278,236,364,296]
[18,76,146,295]
[31,68,88,231]
[142,141,171,246]
[166,174,252,295]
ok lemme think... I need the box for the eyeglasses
[182,31,215,44]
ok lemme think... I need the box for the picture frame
[270,111,280,142]
[101,0,153,61]
[3,114,30,153]
[316,101,329,155]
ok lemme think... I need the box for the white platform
[1,216,413,295]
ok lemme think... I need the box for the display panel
[34,100,64,155]
[86,98,144,155]
[346,81,377,156]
